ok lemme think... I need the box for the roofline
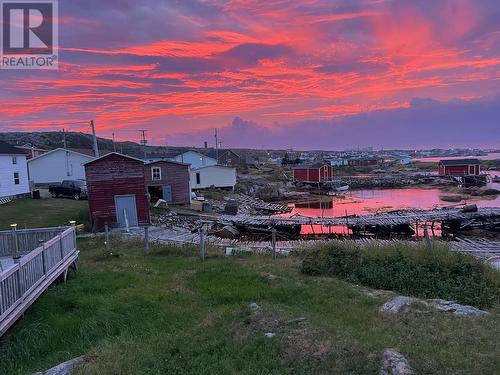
[178,150,218,161]
[145,160,190,167]
[27,147,95,163]
[191,165,236,171]
[82,152,144,166]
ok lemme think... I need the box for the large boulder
[379,296,419,314]
[430,299,487,317]
[33,356,85,375]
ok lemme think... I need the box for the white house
[0,140,30,198]
[190,165,236,190]
[174,151,217,169]
[28,148,95,184]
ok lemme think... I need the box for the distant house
[205,149,242,167]
[144,160,191,204]
[438,159,481,176]
[84,153,150,229]
[191,165,236,190]
[293,163,333,183]
[27,148,94,184]
[0,140,30,199]
[329,158,348,167]
[15,144,48,160]
[173,150,217,169]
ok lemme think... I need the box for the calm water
[283,186,500,235]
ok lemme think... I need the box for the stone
[249,302,260,311]
[34,356,85,375]
[264,332,276,338]
[430,299,487,317]
[379,296,419,314]
[461,204,478,213]
[380,349,414,375]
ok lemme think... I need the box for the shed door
[163,185,172,203]
[115,195,138,227]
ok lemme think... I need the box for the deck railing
[0,226,78,337]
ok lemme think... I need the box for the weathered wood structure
[438,159,481,176]
[84,153,151,230]
[0,226,78,337]
[144,160,191,204]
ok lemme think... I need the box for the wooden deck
[0,226,79,337]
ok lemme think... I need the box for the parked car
[49,180,88,200]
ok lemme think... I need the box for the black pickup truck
[49,180,88,200]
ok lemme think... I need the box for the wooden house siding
[293,165,332,183]
[144,161,191,204]
[85,154,150,229]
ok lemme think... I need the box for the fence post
[10,224,18,257]
[423,224,432,251]
[41,241,47,275]
[144,226,150,255]
[272,228,277,259]
[14,258,24,300]
[104,223,110,252]
[199,226,205,261]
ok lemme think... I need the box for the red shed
[293,163,333,183]
[144,160,191,204]
[438,159,481,176]
[84,153,150,229]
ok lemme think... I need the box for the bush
[301,243,500,309]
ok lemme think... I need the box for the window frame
[151,166,162,181]
[12,156,17,165]
[13,172,20,185]
[196,172,201,185]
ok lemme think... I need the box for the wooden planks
[0,226,79,337]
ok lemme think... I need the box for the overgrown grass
[0,238,499,374]
[0,198,90,231]
[301,242,500,308]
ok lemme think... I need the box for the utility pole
[214,128,219,163]
[139,130,148,159]
[112,133,117,152]
[90,120,100,158]
[62,128,67,149]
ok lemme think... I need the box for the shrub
[301,243,500,309]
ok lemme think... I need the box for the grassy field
[0,198,90,231]
[0,238,498,374]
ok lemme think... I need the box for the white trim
[151,166,162,181]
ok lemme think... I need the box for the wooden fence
[0,226,79,337]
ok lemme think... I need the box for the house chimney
[204,141,208,149]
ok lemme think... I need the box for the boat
[336,185,350,192]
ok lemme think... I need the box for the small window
[12,156,17,164]
[14,172,20,185]
[152,167,161,181]
[196,172,201,185]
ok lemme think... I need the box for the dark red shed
[84,153,150,229]
[293,163,333,183]
[438,159,481,176]
[144,160,191,204]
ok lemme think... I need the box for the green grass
[0,239,498,374]
[0,198,90,231]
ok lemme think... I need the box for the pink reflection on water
[281,188,499,236]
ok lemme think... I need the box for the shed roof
[192,165,236,171]
[204,149,241,159]
[82,152,144,166]
[439,158,481,165]
[0,140,25,155]
[145,159,190,167]
[293,162,329,169]
[27,147,95,163]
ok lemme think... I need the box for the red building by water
[438,159,481,176]
[84,153,150,230]
[293,163,333,183]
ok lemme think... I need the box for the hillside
[0,131,187,157]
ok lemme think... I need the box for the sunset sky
[1,0,499,149]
